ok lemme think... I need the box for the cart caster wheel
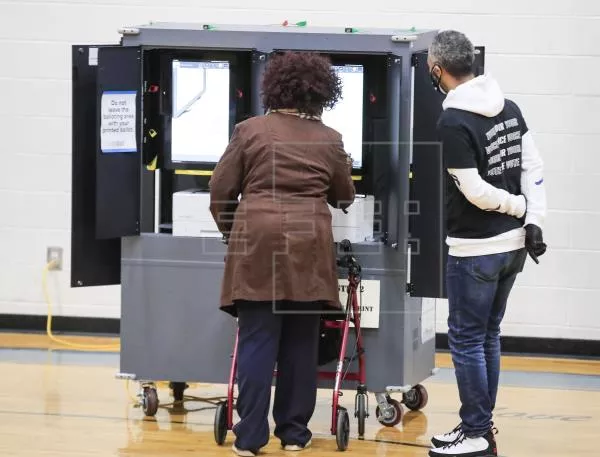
[355,394,368,439]
[142,387,159,417]
[214,402,228,445]
[403,384,428,411]
[375,398,403,427]
[336,407,350,451]
[169,382,188,402]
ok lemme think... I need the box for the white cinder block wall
[1,1,598,340]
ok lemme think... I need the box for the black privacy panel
[96,46,142,239]
[409,50,446,298]
[71,45,122,287]
[409,47,485,298]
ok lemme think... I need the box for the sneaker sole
[429,452,497,457]
[283,439,312,451]
[231,444,258,456]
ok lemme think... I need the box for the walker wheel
[355,394,368,439]
[142,387,159,417]
[214,402,228,445]
[403,384,428,411]
[336,407,350,451]
[375,398,403,427]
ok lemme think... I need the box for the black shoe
[429,429,498,457]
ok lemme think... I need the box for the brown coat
[209,112,355,315]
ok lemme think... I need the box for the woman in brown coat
[209,51,355,456]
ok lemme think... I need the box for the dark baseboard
[1,315,598,358]
[0,314,120,335]
[436,333,600,359]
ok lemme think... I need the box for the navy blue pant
[446,248,527,438]
[233,301,320,451]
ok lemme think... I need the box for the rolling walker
[213,240,428,451]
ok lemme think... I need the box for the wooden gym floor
[0,332,599,456]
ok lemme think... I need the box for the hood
[442,73,505,117]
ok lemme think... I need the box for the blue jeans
[446,248,527,437]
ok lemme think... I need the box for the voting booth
[70,22,484,422]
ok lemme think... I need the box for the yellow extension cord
[42,260,206,405]
[42,260,120,350]
[42,260,140,402]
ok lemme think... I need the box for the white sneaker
[431,423,462,448]
[232,444,258,456]
[429,431,497,457]
[283,439,312,451]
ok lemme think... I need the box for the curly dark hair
[261,51,343,116]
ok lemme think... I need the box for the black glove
[524,224,547,264]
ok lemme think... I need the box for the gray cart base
[118,234,436,424]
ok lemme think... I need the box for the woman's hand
[346,154,354,171]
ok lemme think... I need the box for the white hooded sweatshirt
[441,74,547,257]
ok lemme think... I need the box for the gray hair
[429,30,475,77]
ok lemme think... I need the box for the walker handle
[340,239,352,253]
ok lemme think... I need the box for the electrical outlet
[47,246,63,270]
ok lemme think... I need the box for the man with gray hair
[426,30,547,457]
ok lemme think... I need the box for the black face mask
[429,66,447,95]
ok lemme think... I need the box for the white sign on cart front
[338,279,381,329]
